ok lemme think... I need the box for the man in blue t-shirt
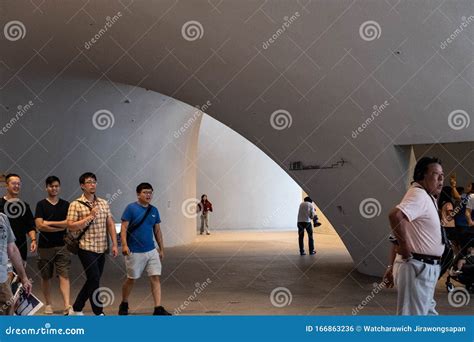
[118,183,171,316]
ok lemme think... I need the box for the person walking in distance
[197,194,213,235]
[297,197,316,256]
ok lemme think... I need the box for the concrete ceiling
[2,1,472,145]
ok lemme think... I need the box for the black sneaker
[310,250,316,255]
[118,302,129,315]
[153,306,172,315]
[300,251,306,256]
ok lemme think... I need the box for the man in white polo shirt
[388,157,445,315]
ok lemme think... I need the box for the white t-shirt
[466,193,474,210]
[396,183,444,257]
[297,202,314,223]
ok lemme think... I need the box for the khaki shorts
[37,247,71,279]
[125,249,162,279]
[0,281,13,315]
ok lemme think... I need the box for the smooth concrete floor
[25,231,473,315]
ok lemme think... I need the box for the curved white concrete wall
[0,76,201,247]
[3,0,473,275]
[197,114,301,230]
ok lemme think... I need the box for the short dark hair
[304,196,313,203]
[79,172,97,184]
[45,176,60,186]
[413,157,442,182]
[5,173,21,183]
[136,182,153,193]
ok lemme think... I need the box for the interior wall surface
[0,76,202,247]
[197,114,301,231]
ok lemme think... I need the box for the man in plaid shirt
[67,172,118,315]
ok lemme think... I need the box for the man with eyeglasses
[67,172,118,315]
[0,174,37,265]
[118,183,171,315]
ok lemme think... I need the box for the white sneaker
[69,310,84,316]
[44,305,53,315]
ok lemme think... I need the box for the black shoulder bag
[64,200,94,254]
[126,205,153,241]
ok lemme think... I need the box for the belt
[411,253,441,265]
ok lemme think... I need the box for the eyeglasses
[84,180,97,185]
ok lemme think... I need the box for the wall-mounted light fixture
[289,158,346,171]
